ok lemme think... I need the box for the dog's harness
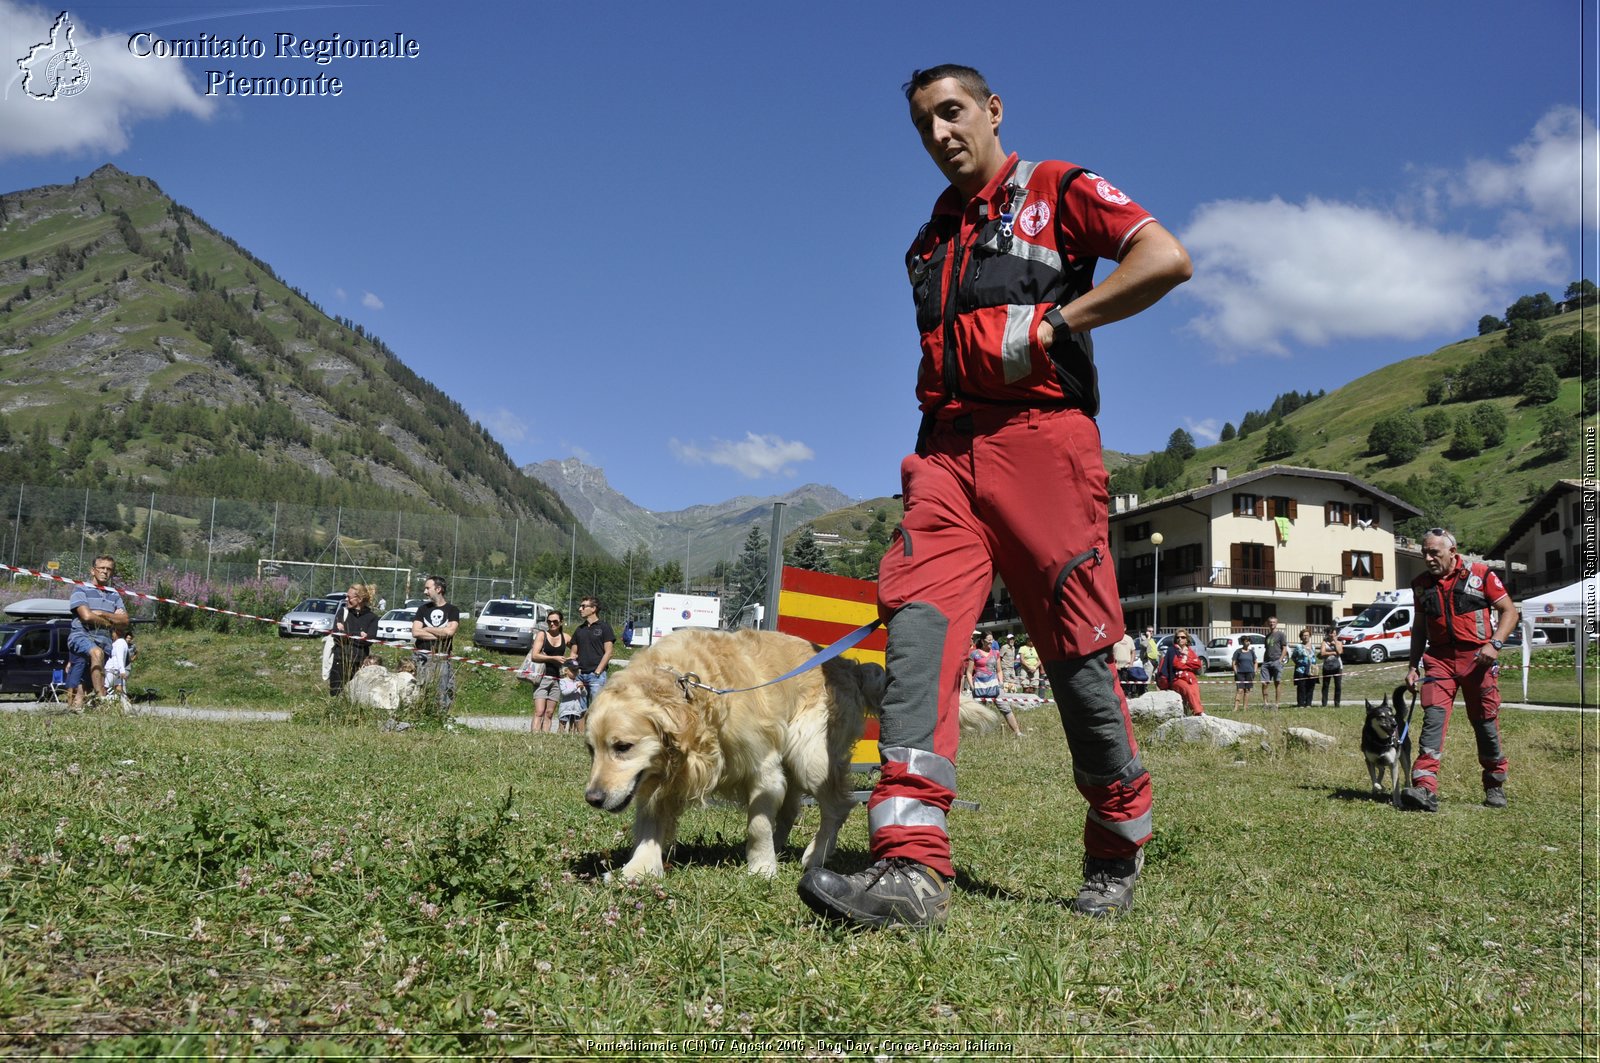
[656,619,883,700]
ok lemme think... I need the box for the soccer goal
[256,559,414,604]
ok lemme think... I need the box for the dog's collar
[658,666,713,701]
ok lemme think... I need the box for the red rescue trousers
[1411,643,1507,794]
[1170,671,1204,716]
[868,407,1153,878]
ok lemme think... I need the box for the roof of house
[1110,465,1423,522]
[1487,479,1596,559]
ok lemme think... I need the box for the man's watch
[1043,304,1069,334]
[1489,638,1504,650]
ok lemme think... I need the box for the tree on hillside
[1470,402,1508,447]
[1142,451,1183,490]
[1262,422,1298,460]
[1165,428,1196,460]
[1108,463,1143,497]
[1505,292,1555,323]
[1534,406,1574,462]
[1219,422,1236,442]
[1422,409,1453,442]
[729,526,769,611]
[1424,378,1448,405]
[788,527,828,573]
[1564,278,1596,308]
[1504,317,1543,348]
[1477,315,1506,335]
[1449,416,1484,458]
[1523,364,1560,405]
[1367,413,1424,465]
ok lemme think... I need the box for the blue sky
[0,0,1591,512]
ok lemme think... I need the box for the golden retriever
[584,627,880,880]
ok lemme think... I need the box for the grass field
[0,630,1593,1060]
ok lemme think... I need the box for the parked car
[1203,633,1264,672]
[376,608,416,646]
[1505,627,1551,648]
[278,597,340,638]
[0,616,73,697]
[471,598,554,653]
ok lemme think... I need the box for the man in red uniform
[797,65,1191,928]
[1400,528,1517,812]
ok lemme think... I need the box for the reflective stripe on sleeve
[869,795,949,835]
[1074,753,1147,790]
[880,745,957,792]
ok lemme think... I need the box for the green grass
[0,665,1592,1059]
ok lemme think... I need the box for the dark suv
[0,617,73,697]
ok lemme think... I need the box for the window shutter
[1373,554,1384,581]
[1288,499,1298,520]
[1231,542,1244,578]
[1324,502,1333,525]
[1255,498,1266,519]
[1341,550,1352,578]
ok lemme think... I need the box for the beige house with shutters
[1107,465,1423,640]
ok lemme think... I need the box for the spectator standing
[1231,641,1257,713]
[330,584,380,697]
[68,555,129,706]
[1399,528,1517,812]
[1319,628,1344,707]
[521,609,571,733]
[999,633,1017,686]
[1016,636,1040,692]
[556,661,586,733]
[1259,616,1288,709]
[573,596,615,709]
[410,576,461,716]
[1291,628,1317,707]
[798,64,1190,929]
[1142,626,1161,679]
[622,618,635,648]
[105,625,131,700]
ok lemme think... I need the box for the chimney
[1111,493,1139,514]
[1210,466,1228,485]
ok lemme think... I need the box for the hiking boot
[1072,850,1145,917]
[1484,786,1507,808]
[797,858,950,929]
[1398,786,1438,812]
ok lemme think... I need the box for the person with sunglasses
[1158,629,1206,718]
[520,610,572,733]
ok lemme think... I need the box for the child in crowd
[1232,640,1257,712]
[556,661,586,734]
[105,625,131,700]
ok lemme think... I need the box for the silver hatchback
[278,597,340,638]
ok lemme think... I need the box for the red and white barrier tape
[0,562,532,677]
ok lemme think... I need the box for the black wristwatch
[1489,638,1504,650]
[1044,304,1069,334]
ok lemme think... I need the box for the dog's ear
[1364,698,1379,712]
[652,693,723,802]
[853,661,887,707]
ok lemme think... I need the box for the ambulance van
[1336,589,1415,664]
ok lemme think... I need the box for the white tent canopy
[1518,574,1595,703]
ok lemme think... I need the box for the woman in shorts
[520,610,572,732]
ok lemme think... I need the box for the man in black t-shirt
[573,596,615,718]
[410,575,461,715]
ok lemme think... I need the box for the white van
[1336,589,1415,664]
[471,598,555,653]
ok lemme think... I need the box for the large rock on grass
[1127,689,1184,723]
[345,666,416,714]
[1153,714,1270,750]
[1284,726,1338,751]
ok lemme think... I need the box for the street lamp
[1150,532,1164,635]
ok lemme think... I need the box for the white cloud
[668,432,814,479]
[1452,105,1594,229]
[361,291,384,310]
[1185,417,1222,445]
[0,1,213,160]
[480,407,529,444]
[1180,108,1580,355]
[333,287,347,302]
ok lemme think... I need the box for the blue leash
[667,619,883,698]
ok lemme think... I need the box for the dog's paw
[746,861,779,879]
[619,857,665,881]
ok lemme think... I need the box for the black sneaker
[1484,786,1507,808]
[1072,850,1144,917]
[1398,786,1438,812]
[797,858,950,929]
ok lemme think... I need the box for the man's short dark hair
[425,575,447,595]
[582,596,602,612]
[904,64,992,104]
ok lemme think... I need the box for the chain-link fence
[0,482,650,622]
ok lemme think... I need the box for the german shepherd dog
[1362,684,1412,802]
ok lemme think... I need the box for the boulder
[1284,726,1338,752]
[1153,714,1270,750]
[1127,689,1184,723]
[345,666,416,714]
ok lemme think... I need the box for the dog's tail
[958,695,1002,735]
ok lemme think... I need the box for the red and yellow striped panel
[777,567,882,769]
